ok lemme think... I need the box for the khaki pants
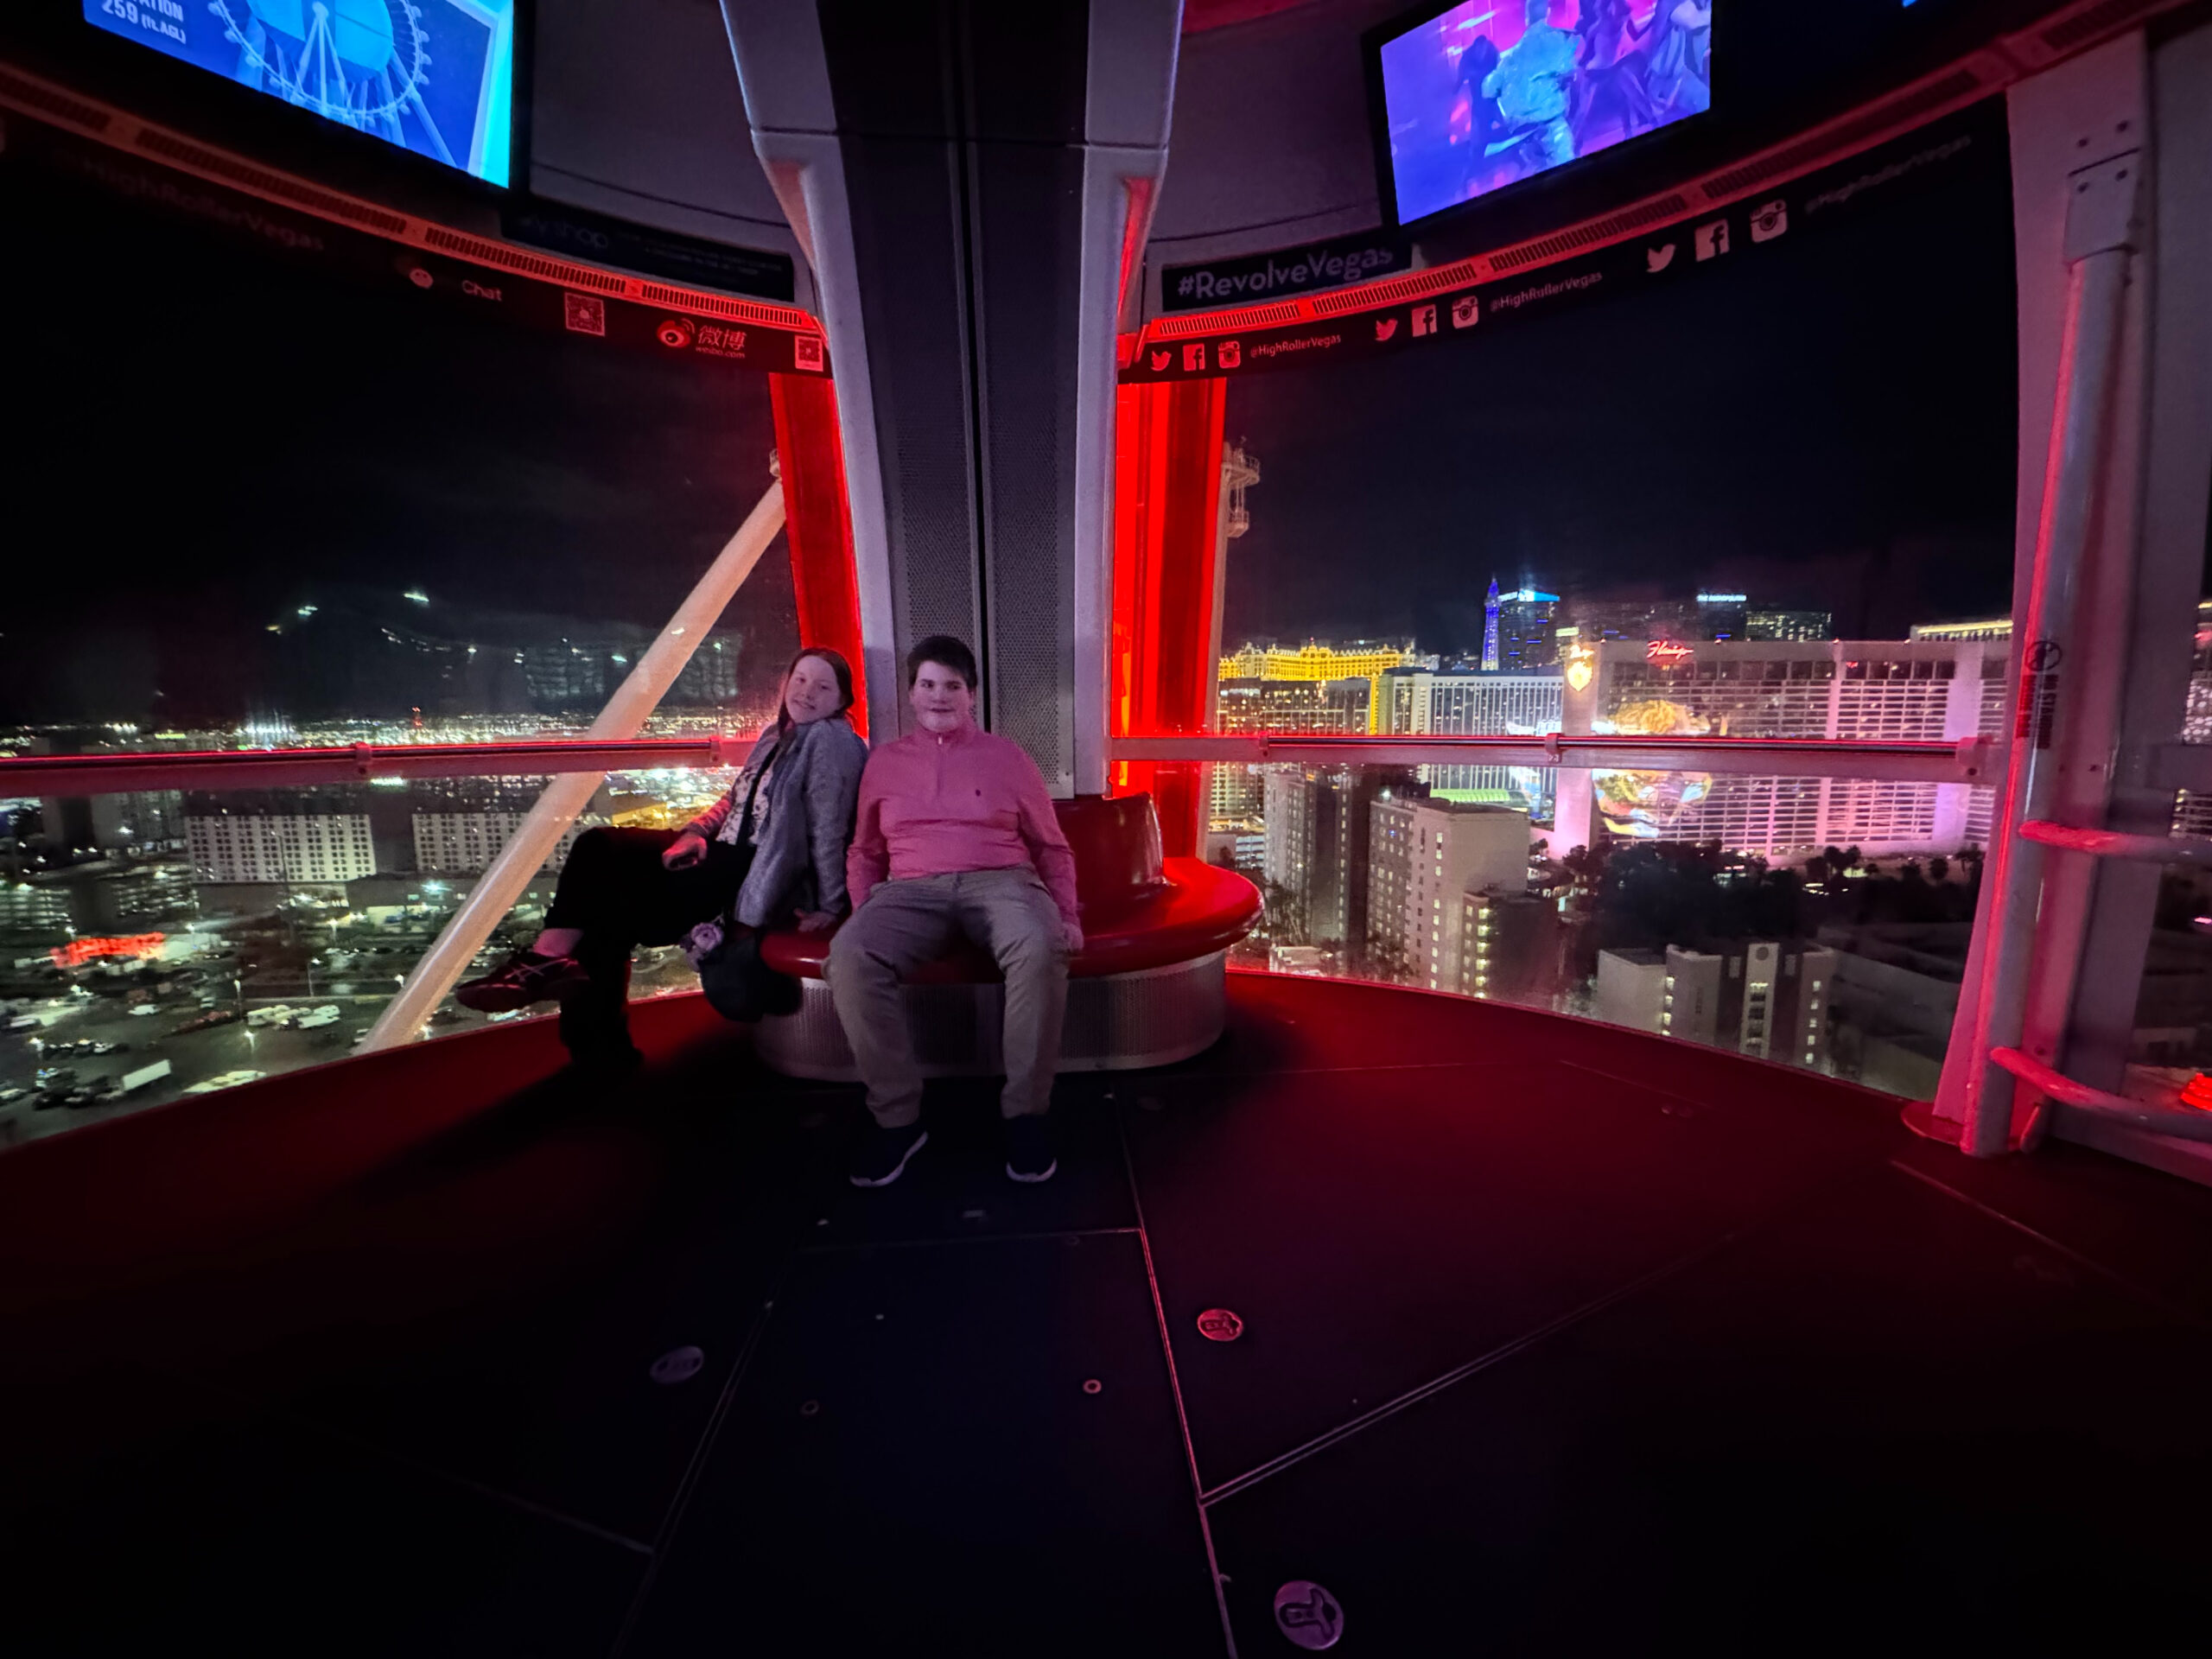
[826,868,1070,1127]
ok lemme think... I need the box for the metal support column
[1951,45,2147,1158]
[2054,17,2212,1117]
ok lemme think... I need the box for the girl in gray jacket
[457,646,869,1069]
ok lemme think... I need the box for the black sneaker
[456,950,591,1013]
[849,1122,929,1188]
[1004,1115,1057,1184]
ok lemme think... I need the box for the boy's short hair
[906,635,979,691]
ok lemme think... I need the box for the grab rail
[1990,1047,2212,1144]
[1109,733,1999,784]
[0,737,748,798]
[2019,820,2212,864]
[8,733,2005,797]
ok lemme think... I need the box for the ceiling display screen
[1376,1,1711,226]
[83,1,517,187]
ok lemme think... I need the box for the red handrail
[1109,732,1999,784]
[3,730,2007,796]
[0,737,748,797]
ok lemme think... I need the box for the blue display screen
[84,0,516,187]
[1377,2,1711,226]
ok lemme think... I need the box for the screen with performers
[83,0,517,187]
[1376,1,1711,226]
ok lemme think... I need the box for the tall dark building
[1262,765,1417,948]
[1484,585,1562,671]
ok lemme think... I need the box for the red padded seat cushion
[756,791,1259,982]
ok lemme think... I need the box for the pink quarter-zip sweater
[845,719,1082,932]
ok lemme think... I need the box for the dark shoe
[849,1122,929,1188]
[456,950,591,1013]
[1004,1115,1057,1184]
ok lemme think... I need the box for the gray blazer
[690,715,869,927]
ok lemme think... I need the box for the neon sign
[1564,646,1595,692]
[1646,640,1695,666]
[50,932,165,969]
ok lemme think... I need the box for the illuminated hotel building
[1219,677,1370,734]
[1218,640,1428,734]
[1910,618,2016,642]
[412,811,599,876]
[1747,609,1835,642]
[1916,607,2212,841]
[1916,600,2210,644]
[187,805,377,884]
[1565,596,1712,645]
[0,882,73,934]
[1384,667,1562,737]
[1580,637,2009,858]
[1212,677,1370,825]
[1695,593,1749,640]
[1482,583,1562,671]
[1382,665,1563,821]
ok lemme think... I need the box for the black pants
[543,826,750,1058]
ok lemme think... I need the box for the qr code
[792,334,824,372]
[563,293,607,336]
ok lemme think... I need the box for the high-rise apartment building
[1366,795,1416,974]
[37,789,188,858]
[187,805,377,884]
[1264,766,1413,948]
[1595,939,1836,1067]
[1367,798,1528,992]
[1458,889,1567,1005]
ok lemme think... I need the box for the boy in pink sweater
[830,636,1083,1188]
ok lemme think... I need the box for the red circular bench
[752,793,1260,1077]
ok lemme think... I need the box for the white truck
[118,1059,173,1095]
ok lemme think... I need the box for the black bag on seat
[696,925,803,1023]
